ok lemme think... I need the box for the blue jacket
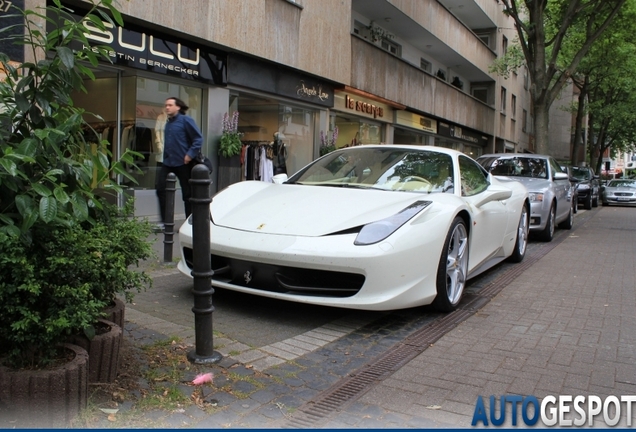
[163,112,203,167]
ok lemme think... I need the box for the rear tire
[432,217,469,312]
[538,204,555,242]
[558,204,573,230]
[507,204,529,263]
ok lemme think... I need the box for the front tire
[592,193,599,207]
[538,203,555,242]
[508,204,529,263]
[584,193,592,210]
[432,217,469,312]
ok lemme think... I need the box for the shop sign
[56,12,227,85]
[334,91,392,121]
[296,81,330,102]
[227,54,334,107]
[438,122,488,146]
[396,111,437,134]
[0,0,25,63]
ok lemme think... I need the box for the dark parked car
[567,166,600,209]
[561,166,580,214]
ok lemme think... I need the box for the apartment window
[478,35,490,47]
[472,87,488,103]
[522,109,528,132]
[510,119,516,141]
[502,36,508,56]
[381,39,401,56]
[353,20,367,39]
[500,87,507,114]
[523,67,529,90]
[511,94,516,118]
[420,58,432,73]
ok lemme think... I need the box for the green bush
[0,0,155,368]
[0,204,153,369]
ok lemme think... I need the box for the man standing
[156,97,203,225]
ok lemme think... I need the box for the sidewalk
[83,207,635,428]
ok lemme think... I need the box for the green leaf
[15,195,34,217]
[0,158,18,176]
[17,138,40,157]
[31,183,52,197]
[71,195,89,220]
[57,47,75,69]
[53,187,70,204]
[39,196,58,223]
[15,92,30,112]
[21,210,39,232]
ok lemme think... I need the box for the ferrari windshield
[288,147,454,193]
[479,156,548,179]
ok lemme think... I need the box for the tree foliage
[498,0,627,155]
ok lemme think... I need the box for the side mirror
[553,172,569,181]
[472,185,513,208]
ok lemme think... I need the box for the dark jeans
[156,164,192,222]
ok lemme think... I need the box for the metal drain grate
[282,212,593,429]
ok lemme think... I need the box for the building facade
[10,0,539,221]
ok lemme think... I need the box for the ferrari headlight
[354,200,432,246]
[528,192,544,202]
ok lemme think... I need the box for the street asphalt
[116,205,636,428]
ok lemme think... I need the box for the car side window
[549,158,565,178]
[459,156,489,196]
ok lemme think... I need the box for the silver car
[601,179,636,206]
[477,154,573,242]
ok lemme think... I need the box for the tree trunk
[571,77,588,166]
[533,103,550,155]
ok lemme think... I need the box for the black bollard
[163,173,176,263]
[187,164,222,364]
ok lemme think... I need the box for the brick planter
[0,343,89,428]
[102,297,125,329]
[70,319,122,383]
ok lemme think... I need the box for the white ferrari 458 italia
[178,145,529,312]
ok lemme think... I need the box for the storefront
[330,89,398,148]
[55,8,228,220]
[435,122,490,158]
[223,54,334,188]
[394,111,438,145]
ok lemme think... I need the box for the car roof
[478,153,551,159]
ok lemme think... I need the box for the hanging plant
[368,21,394,43]
[218,111,243,158]
[319,127,338,156]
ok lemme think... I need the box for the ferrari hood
[211,181,441,236]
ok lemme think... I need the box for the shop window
[158,81,169,93]
[291,108,309,126]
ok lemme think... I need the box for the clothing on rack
[241,141,276,182]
